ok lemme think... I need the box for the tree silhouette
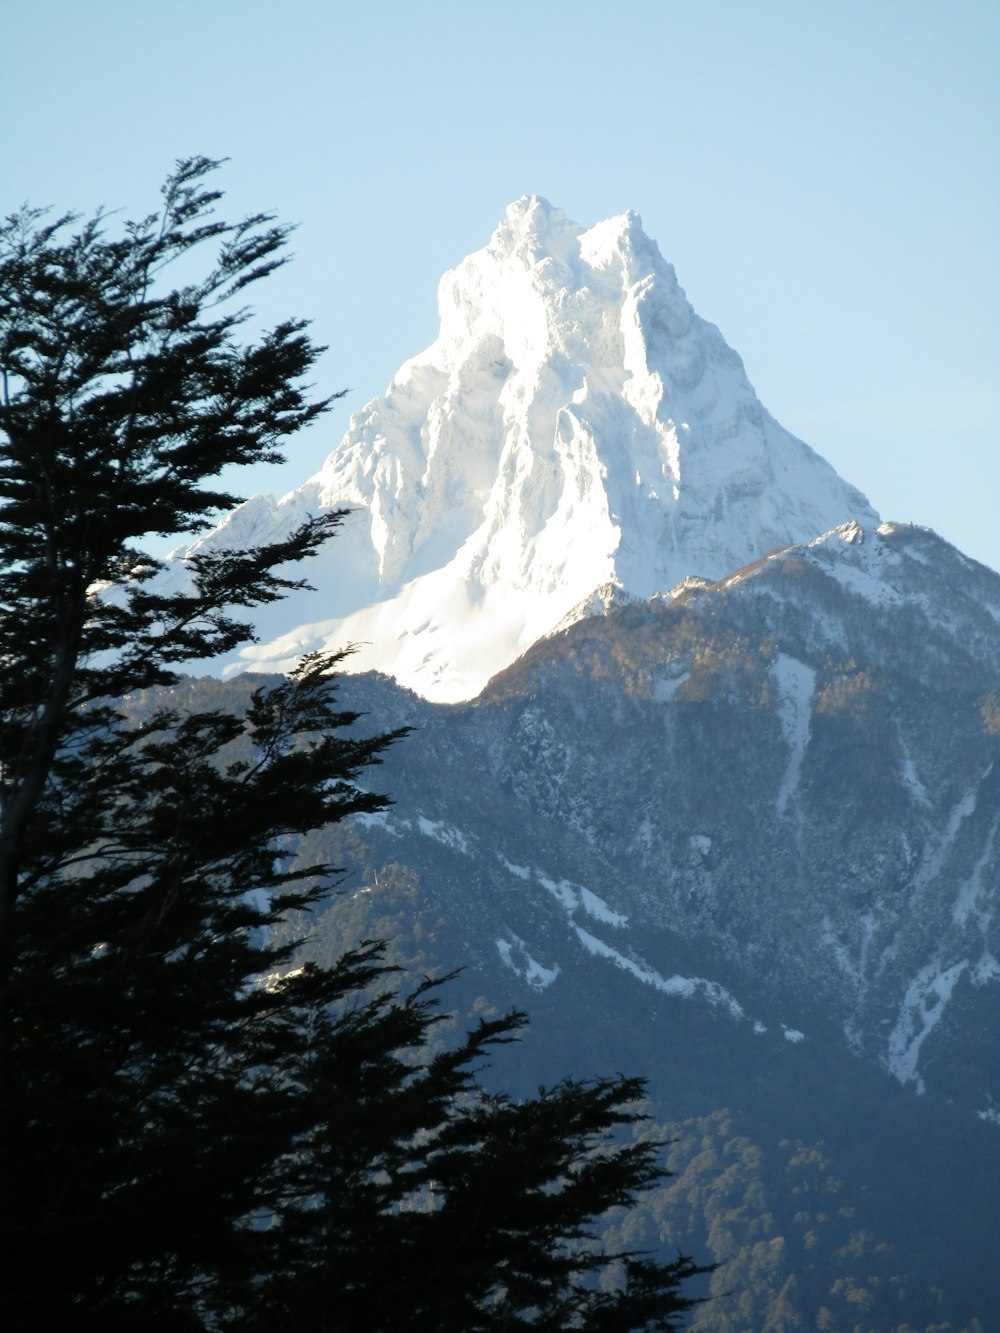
[0,159,707,1329]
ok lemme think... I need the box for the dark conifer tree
[0,160,708,1329]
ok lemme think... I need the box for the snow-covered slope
[183,197,876,700]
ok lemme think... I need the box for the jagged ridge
[181,197,877,700]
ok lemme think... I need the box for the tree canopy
[0,158,707,1329]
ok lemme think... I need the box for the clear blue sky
[4,0,998,570]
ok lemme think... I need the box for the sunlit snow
[176,197,877,701]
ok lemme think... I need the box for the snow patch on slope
[653,670,691,702]
[770,653,815,816]
[913,771,991,895]
[537,874,627,926]
[887,960,968,1091]
[952,820,998,929]
[897,735,932,809]
[574,926,750,1023]
[496,936,560,990]
[416,816,472,855]
[822,912,880,998]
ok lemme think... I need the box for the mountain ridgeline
[170,200,999,1328]
[181,196,875,701]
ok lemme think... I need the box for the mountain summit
[189,198,877,699]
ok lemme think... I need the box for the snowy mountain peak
[500,193,573,240]
[188,201,878,700]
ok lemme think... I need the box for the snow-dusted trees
[0,160,706,1329]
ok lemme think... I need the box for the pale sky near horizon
[4,0,998,570]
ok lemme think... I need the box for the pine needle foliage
[0,160,707,1329]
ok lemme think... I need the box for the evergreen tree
[0,160,708,1329]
